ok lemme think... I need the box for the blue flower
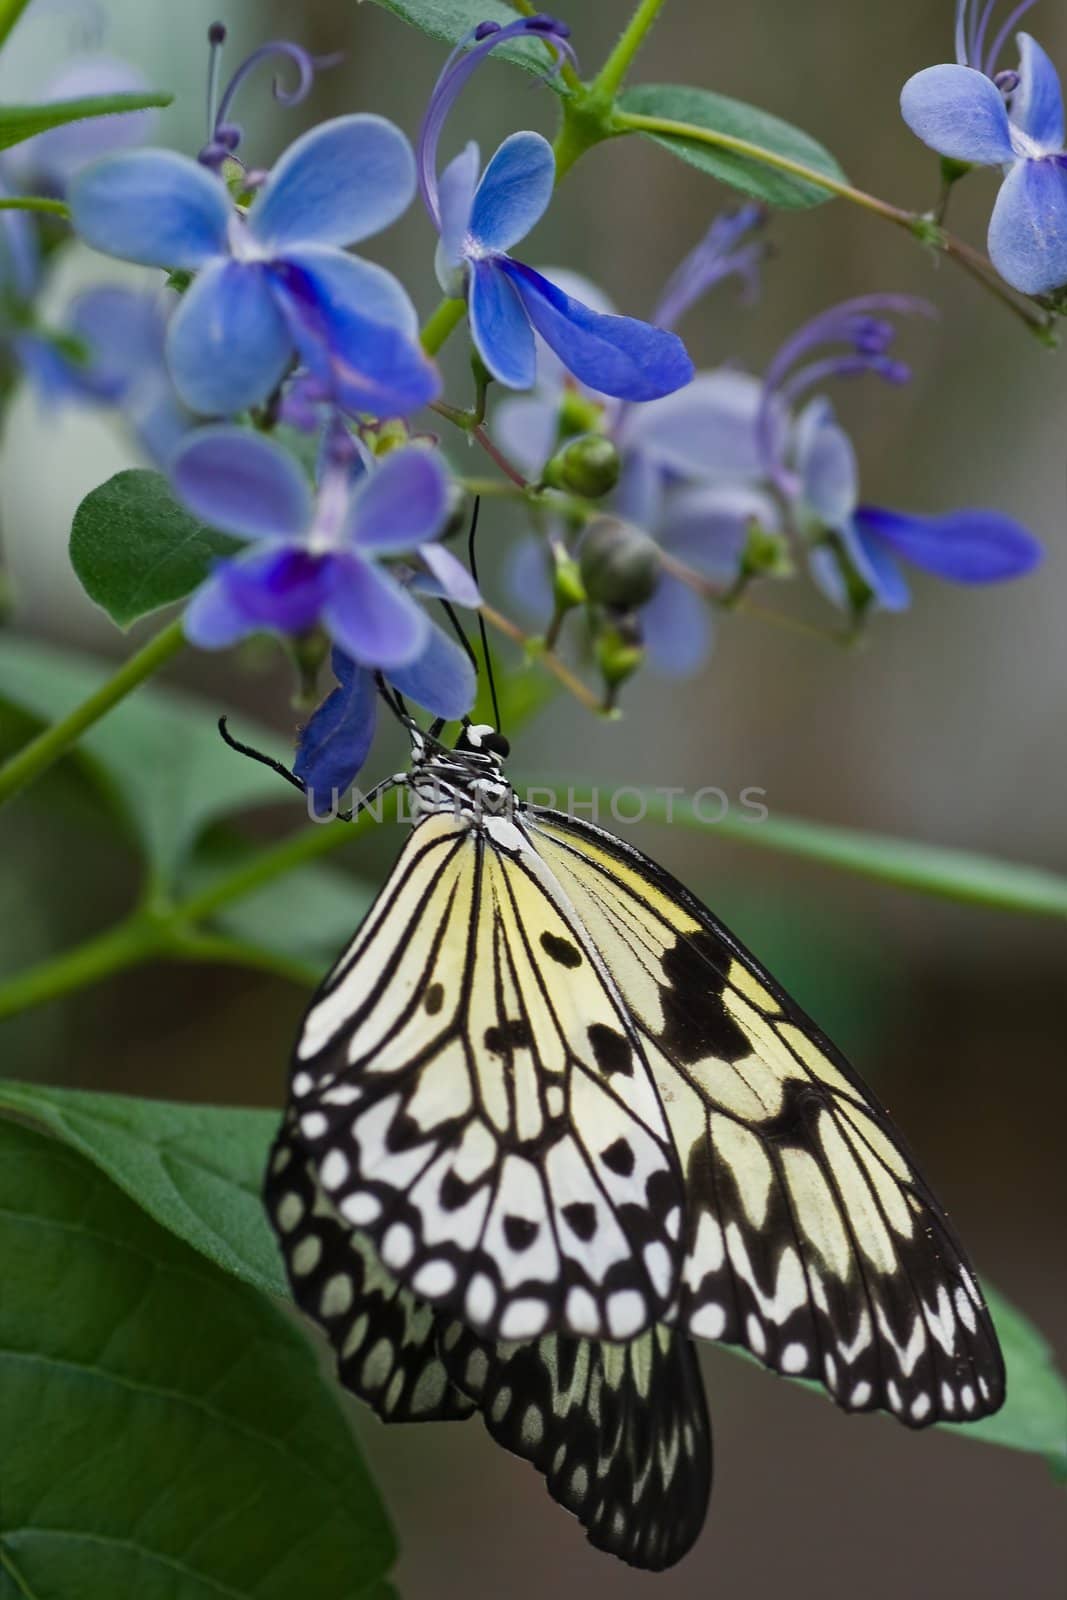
[418,16,693,400]
[756,300,1043,611]
[69,115,437,417]
[173,427,471,665]
[901,3,1067,295]
[295,634,476,814]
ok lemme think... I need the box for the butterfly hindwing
[528,810,1006,1428]
[441,1319,711,1571]
[288,811,686,1345]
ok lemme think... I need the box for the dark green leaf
[0,91,172,152]
[0,1080,284,1295]
[618,83,847,209]
[364,0,566,81]
[0,635,290,883]
[0,1117,396,1599]
[70,470,241,631]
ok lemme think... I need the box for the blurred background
[1,0,1064,1595]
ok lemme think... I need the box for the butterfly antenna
[217,716,308,798]
[374,672,414,730]
[467,495,502,734]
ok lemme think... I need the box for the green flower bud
[596,614,645,695]
[558,389,605,439]
[742,521,793,579]
[553,550,586,610]
[579,517,661,609]
[543,433,621,499]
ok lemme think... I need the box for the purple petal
[615,452,664,530]
[389,623,477,719]
[855,504,1043,582]
[491,393,561,477]
[468,132,554,254]
[248,115,415,252]
[184,544,330,646]
[900,64,1015,163]
[988,156,1067,294]
[323,553,429,667]
[794,400,859,527]
[171,427,312,540]
[0,196,39,301]
[499,260,694,402]
[13,57,156,190]
[1011,33,1065,151]
[640,572,713,676]
[294,649,377,811]
[660,485,778,581]
[620,370,770,482]
[278,245,417,335]
[69,150,230,269]
[66,287,166,396]
[468,259,536,389]
[525,265,617,397]
[167,259,292,415]
[505,534,554,626]
[438,140,480,270]
[417,543,481,606]
[346,447,450,554]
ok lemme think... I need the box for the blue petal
[171,427,312,540]
[809,524,910,613]
[167,260,292,415]
[294,649,378,812]
[499,260,694,402]
[988,156,1067,295]
[417,544,481,607]
[468,259,536,389]
[270,260,439,418]
[280,245,418,335]
[660,485,778,582]
[794,399,859,528]
[615,452,665,531]
[491,393,561,477]
[855,504,1043,583]
[0,199,39,301]
[438,141,480,270]
[346,446,449,554]
[184,544,330,646]
[505,534,554,626]
[323,553,429,667]
[620,371,769,482]
[69,150,231,269]
[248,115,415,252]
[468,131,554,254]
[1012,33,1065,152]
[389,624,477,719]
[899,65,1015,164]
[640,573,713,676]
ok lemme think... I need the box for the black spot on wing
[562,1201,597,1241]
[588,1022,634,1077]
[540,930,583,968]
[600,1137,635,1177]
[657,934,751,1063]
[484,1018,532,1054]
[425,982,444,1015]
[504,1215,540,1251]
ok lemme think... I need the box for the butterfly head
[454,722,511,762]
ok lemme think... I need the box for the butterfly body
[267,722,1004,1568]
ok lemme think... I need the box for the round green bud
[742,521,793,579]
[579,517,661,609]
[543,433,621,499]
[595,614,645,690]
[553,551,587,609]
[558,389,606,439]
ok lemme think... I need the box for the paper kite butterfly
[264,714,1004,1571]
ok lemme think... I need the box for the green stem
[0,0,33,50]
[419,297,466,356]
[0,618,186,810]
[0,196,69,218]
[614,109,1050,336]
[0,914,153,1020]
[592,0,669,103]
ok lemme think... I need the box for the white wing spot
[608,1289,646,1339]
[690,1303,726,1340]
[955,1285,978,1334]
[566,1287,600,1335]
[276,1192,304,1233]
[643,1241,673,1298]
[300,1111,328,1139]
[340,1191,381,1226]
[466,1273,497,1326]
[940,1382,956,1413]
[320,1273,353,1317]
[961,1384,976,1413]
[413,1258,457,1298]
[782,1342,808,1373]
[291,1235,321,1276]
[849,1380,872,1406]
[382,1222,415,1271]
[292,1071,313,1096]
[320,1148,350,1189]
[746,1314,768,1357]
[911,1392,932,1422]
[499,1298,550,1339]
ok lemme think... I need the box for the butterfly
[264,714,1005,1570]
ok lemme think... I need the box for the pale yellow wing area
[286,812,686,1343]
[529,810,1005,1429]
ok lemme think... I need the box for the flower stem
[592,0,670,103]
[0,0,32,50]
[0,618,186,810]
[0,914,154,1020]
[614,109,1051,336]
[479,601,603,713]
[0,196,69,218]
[419,296,466,356]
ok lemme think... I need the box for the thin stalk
[0,914,154,1021]
[0,618,186,809]
[479,601,603,713]
[419,297,466,356]
[508,0,583,92]
[592,0,669,103]
[0,197,69,218]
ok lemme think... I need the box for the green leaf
[953,1288,1067,1473]
[0,1117,396,1599]
[0,635,289,885]
[364,0,566,81]
[527,781,1067,919]
[0,1080,285,1296]
[70,470,242,631]
[0,90,172,152]
[618,84,847,209]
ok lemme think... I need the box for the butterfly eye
[483,731,510,759]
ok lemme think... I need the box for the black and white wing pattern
[287,810,687,1345]
[441,1319,710,1570]
[267,1117,710,1570]
[528,810,1006,1428]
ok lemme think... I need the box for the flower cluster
[2,8,1045,814]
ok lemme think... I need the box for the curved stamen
[984,0,1039,78]
[200,34,342,166]
[777,353,911,411]
[417,15,577,229]
[206,21,227,140]
[651,204,766,330]
[955,0,975,66]
[972,0,1000,71]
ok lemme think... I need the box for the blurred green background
[1,1,1064,1595]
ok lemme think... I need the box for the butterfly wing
[287,811,686,1345]
[442,1319,711,1571]
[527,809,1006,1428]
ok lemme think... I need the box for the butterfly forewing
[288,810,686,1345]
[528,810,1006,1427]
